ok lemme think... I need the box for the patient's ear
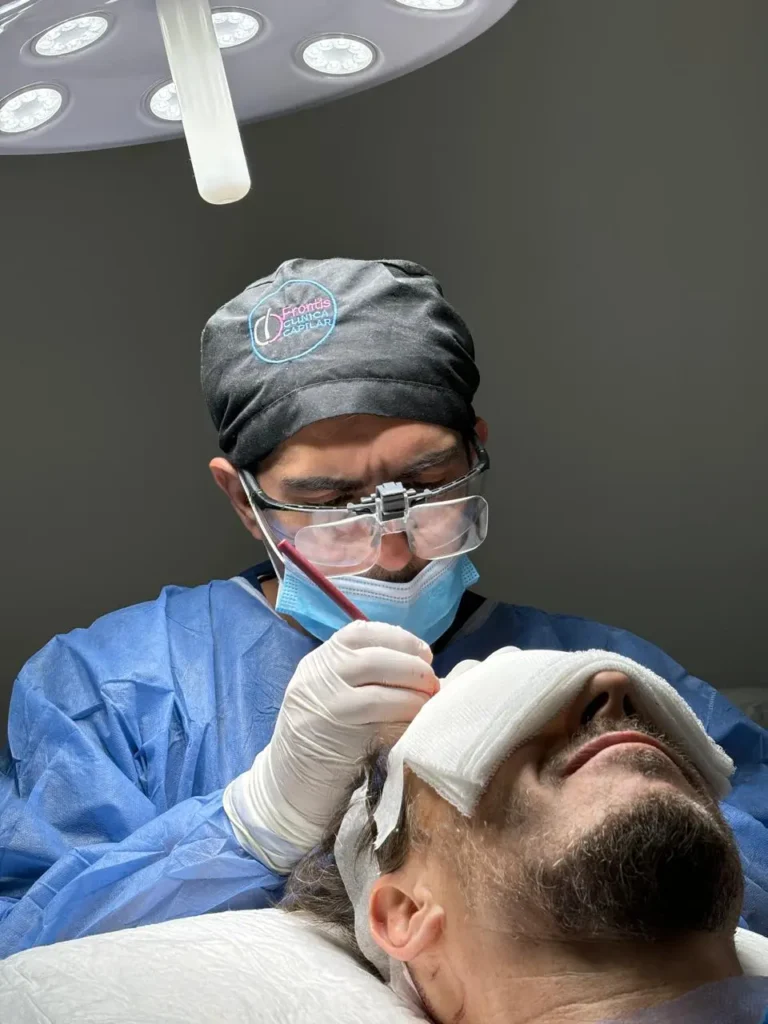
[368,878,445,962]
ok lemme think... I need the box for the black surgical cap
[201,257,480,468]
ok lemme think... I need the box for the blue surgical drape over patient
[1,565,766,958]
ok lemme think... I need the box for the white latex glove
[224,620,438,873]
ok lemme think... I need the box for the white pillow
[0,910,765,1024]
[0,909,426,1024]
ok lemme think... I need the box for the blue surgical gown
[1,564,766,959]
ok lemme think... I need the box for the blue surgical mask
[275,555,480,644]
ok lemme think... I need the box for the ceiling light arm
[155,0,251,205]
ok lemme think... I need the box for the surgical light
[0,86,63,134]
[212,10,260,49]
[0,0,519,202]
[34,16,110,57]
[301,37,375,76]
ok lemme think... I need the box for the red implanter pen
[277,540,369,623]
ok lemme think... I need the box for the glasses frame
[240,435,490,524]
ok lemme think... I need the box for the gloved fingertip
[416,639,434,664]
[421,670,440,696]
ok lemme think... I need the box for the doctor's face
[226,413,486,583]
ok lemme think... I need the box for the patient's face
[407,671,743,942]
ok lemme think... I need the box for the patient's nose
[570,671,637,729]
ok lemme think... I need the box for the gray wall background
[1,0,766,737]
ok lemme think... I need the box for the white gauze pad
[373,647,734,849]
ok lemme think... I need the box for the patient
[284,656,768,1024]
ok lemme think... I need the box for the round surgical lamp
[0,0,519,203]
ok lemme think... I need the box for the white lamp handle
[156,0,251,204]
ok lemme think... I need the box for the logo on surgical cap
[248,278,337,363]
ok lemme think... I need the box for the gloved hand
[223,620,439,873]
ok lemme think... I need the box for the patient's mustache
[542,716,705,793]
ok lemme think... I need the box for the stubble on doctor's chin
[364,559,426,584]
[493,789,743,943]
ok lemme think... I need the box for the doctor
[0,258,765,958]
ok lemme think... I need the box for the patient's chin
[517,789,743,942]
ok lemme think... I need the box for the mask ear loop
[239,469,285,582]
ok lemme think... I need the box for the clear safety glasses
[241,438,490,577]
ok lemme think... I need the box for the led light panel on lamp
[301,37,374,76]
[34,16,110,57]
[213,10,260,48]
[0,86,63,133]
[149,82,182,121]
[395,0,465,8]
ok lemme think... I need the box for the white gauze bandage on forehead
[373,647,734,849]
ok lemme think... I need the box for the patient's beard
[508,790,744,941]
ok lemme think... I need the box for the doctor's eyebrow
[281,474,367,495]
[280,441,465,496]
[399,441,465,478]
